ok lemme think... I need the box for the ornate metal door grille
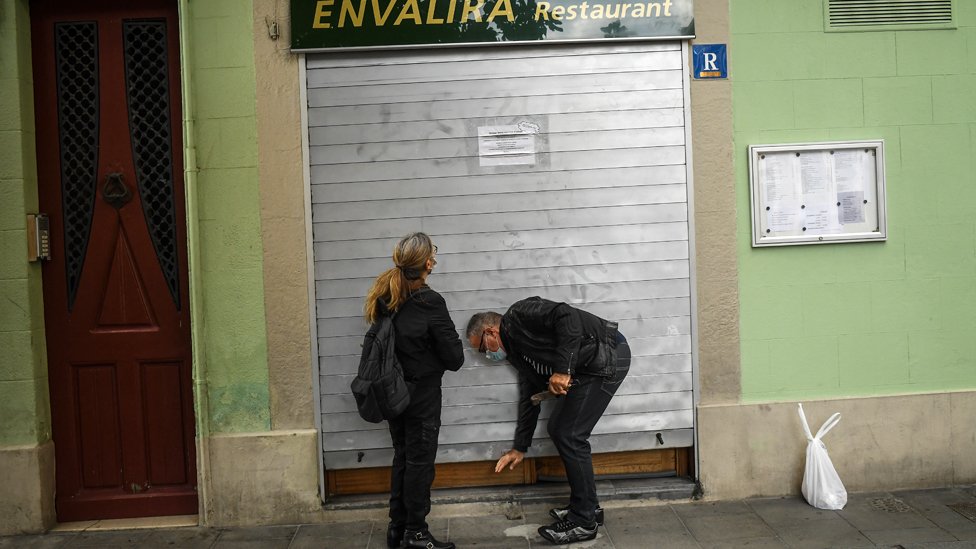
[54,22,99,311]
[122,20,180,309]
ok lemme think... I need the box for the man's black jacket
[499,297,618,451]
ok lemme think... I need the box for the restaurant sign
[291,0,694,51]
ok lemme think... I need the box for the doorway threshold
[324,476,697,511]
[50,514,198,532]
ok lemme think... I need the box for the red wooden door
[31,0,197,521]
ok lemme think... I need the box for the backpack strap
[391,287,430,320]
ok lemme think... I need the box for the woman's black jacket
[390,287,464,387]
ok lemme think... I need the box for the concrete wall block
[0,441,55,535]
[699,393,965,500]
[205,430,322,526]
[949,391,976,483]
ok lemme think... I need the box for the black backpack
[350,289,426,423]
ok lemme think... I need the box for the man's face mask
[486,348,507,362]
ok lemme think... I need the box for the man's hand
[548,372,572,395]
[494,449,525,473]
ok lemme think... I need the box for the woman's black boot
[386,523,405,548]
[402,529,455,549]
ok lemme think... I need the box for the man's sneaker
[548,504,605,525]
[537,519,598,545]
[402,529,455,549]
[386,523,404,548]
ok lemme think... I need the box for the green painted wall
[732,0,976,401]
[184,0,271,433]
[0,0,271,442]
[0,0,51,446]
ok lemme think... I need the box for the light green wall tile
[196,168,262,221]
[733,0,976,402]
[895,31,968,77]
[960,0,976,27]
[195,117,258,170]
[0,179,27,231]
[793,79,863,129]
[738,284,804,340]
[838,332,909,389]
[731,33,826,81]
[940,276,976,331]
[904,223,976,279]
[755,130,834,147]
[909,329,976,384]
[198,218,263,270]
[0,331,31,381]
[189,0,250,19]
[740,338,771,387]
[0,79,23,130]
[0,229,27,279]
[733,81,794,131]
[739,244,838,285]
[933,75,976,124]
[0,279,31,332]
[0,131,25,180]
[194,68,257,119]
[730,0,823,34]
[767,336,840,393]
[0,379,44,444]
[825,126,901,169]
[968,29,976,74]
[207,382,271,433]
[863,77,933,126]
[870,279,941,332]
[801,282,872,336]
[186,0,270,435]
[831,238,905,283]
[823,32,897,79]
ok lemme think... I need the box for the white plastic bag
[797,403,847,510]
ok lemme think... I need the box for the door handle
[103,173,132,209]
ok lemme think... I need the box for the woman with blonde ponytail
[367,232,464,549]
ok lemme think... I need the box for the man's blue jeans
[547,336,631,527]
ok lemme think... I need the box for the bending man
[466,297,630,545]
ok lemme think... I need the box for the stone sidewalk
[3,486,976,548]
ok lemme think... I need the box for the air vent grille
[827,0,953,29]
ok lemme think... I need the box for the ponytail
[363,232,436,324]
[364,267,410,324]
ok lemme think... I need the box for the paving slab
[0,534,75,548]
[215,524,298,541]
[212,539,290,549]
[65,528,153,547]
[682,511,778,543]
[696,537,788,549]
[292,521,373,548]
[838,492,942,531]
[861,526,960,546]
[896,488,976,540]
[767,515,874,549]
[600,506,699,549]
[746,496,843,525]
[448,515,531,548]
[672,500,754,519]
[141,527,220,549]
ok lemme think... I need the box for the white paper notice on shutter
[478,124,537,167]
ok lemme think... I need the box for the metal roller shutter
[306,41,695,471]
